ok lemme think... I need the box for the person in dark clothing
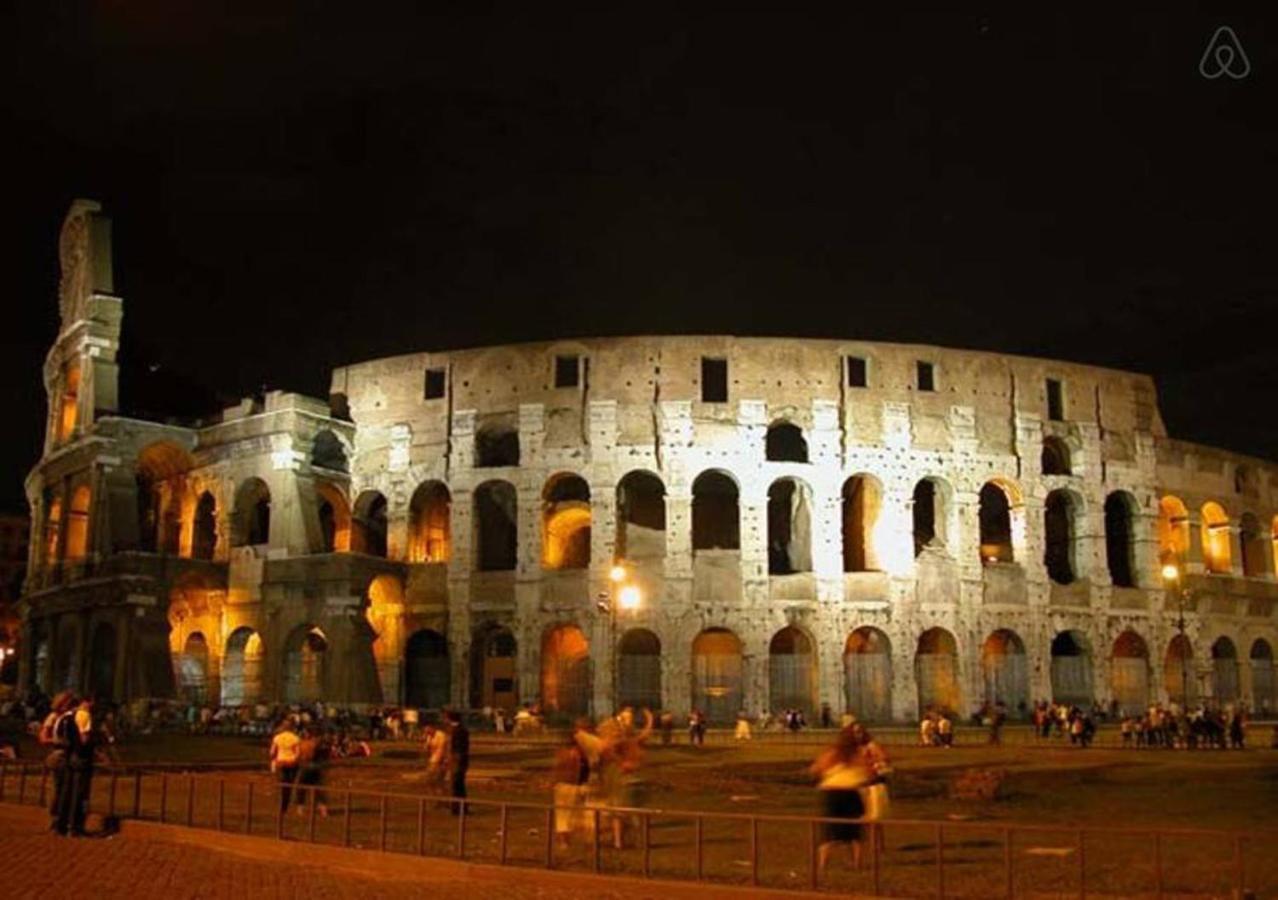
[54,697,96,836]
[446,711,469,816]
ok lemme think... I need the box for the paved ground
[0,804,832,900]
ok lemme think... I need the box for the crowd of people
[1118,704,1251,749]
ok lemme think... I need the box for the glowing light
[618,584,641,610]
[1162,563,1180,582]
[609,564,627,584]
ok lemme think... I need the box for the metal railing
[2,761,1272,898]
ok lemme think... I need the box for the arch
[404,629,450,709]
[1250,639,1275,715]
[87,621,117,701]
[283,625,328,703]
[192,491,217,560]
[232,478,271,547]
[1044,489,1081,584]
[1104,492,1137,588]
[1157,496,1190,561]
[177,632,210,703]
[768,626,817,717]
[914,628,960,715]
[765,421,808,463]
[842,474,881,572]
[1110,630,1150,715]
[541,624,591,716]
[474,480,518,571]
[64,485,91,561]
[980,629,1029,715]
[136,441,194,553]
[618,628,662,710]
[692,470,739,552]
[542,474,591,570]
[767,477,812,574]
[43,494,62,567]
[843,627,892,722]
[1211,636,1239,704]
[1041,437,1071,476]
[475,424,520,468]
[1049,630,1093,707]
[978,481,1015,564]
[315,481,351,553]
[408,481,451,563]
[912,477,950,556]
[1200,501,1231,574]
[310,429,349,473]
[691,627,743,725]
[58,360,80,441]
[1164,634,1194,706]
[352,490,389,557]
[469,624,517,709]
[616,471,666,561]
[1238,513,1265,578]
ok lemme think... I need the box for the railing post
[343,791,352,847]
[749,817,758,886]
[935,822,945,898]
[275,780,284,840]
[1233,834,1244,898]
[809,819,818,890]
[217,780,225,831]
[245,782,254,834]
[379,795,388,852]
[133,771,141,818]
[17,765,26,804]
[456,801,467,859]
[108,771,117,817]
[187,776,196,827]
[1153,831,1163,900]
[593,808,601,873]
[417,797,426,856]
[159,773,168,824]
[695,815,704,881]
[642,812,651,878]
[544,807,554,868]
[1078,828,1086,898]
[499,804,509,864]
[308,786,317,843]
[1004,826,1014,898]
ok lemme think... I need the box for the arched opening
[52,621,80,692]
[1200,502,1232,574]
[767,478,812,574]
[1044,489,1079,584]
[691,628,743,725]
[842,475,881,572]
[136,442,193,553]
[311,430,348,472]
[843,628,892,722]
[769,626,817,717]
[315,482,351,553]
[404,629,450,709]
[474,481,518,571]
[192,492,217,560]
[616,471,666,560]
[1239,513,1264,578]
[692,471,739,552]
[366,575,405,702]
[1041,437,1071,476]
[177,633,210,703]
[1164,635,1195,706]
[1104,492,1136,588]
[1211,636,1239,704]
[1157,496,1190,561]
[64,485,91,561]
[476,424,520,468]
[618,628,662,710]
[58,361,80,442]
[469,624,517,709]
[1050,630,1093,707]
[352,491,389,557]
[232,478,271,547]
[43,494,62,567]
[765,422,808,463]
[87,621,117,701]
[542,474,591,569]
[283,625,328,703]
[222,627,263,705]
[1250,639,1275,715]
[912,478,947,556]
[541,625,591,716]
[408,481,451,563]
[914,628,960,715]
[979,481,1014,564]
[1111,630,1150,715]
[980,629,1028,716]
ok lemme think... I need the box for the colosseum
[19,199,1278,724]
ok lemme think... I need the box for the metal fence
[2,761,1273,898]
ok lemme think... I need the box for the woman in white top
[810,725,873,878]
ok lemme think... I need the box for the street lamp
[598,560,642,715]
[1161,557,1191,708]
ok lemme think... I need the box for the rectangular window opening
[1046,378,1064,421]
[424,368,446,400]
[846,355,868,388]
[554,355,580,388]
[916,361,935,392]
[701,357,728,403]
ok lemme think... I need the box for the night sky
[5,8,1277,513]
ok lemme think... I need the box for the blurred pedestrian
[295,727,330,818]
[269,719,302,813]
[446,710,469,816]
[810,725,873,879]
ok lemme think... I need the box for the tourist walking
[295,727,330,818]
[269,719,302,813]
[423,720,450,802]
[734,710,752,740]
[810,725,873,879]
[551,731,590,850]
[446,710,470,815]
[937,713,954,747]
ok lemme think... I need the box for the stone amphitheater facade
[20,201,1278,722]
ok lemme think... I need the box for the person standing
[269,720,302,814]
[810,725,872,879]
[52,696,96,837]
[551,731,589,850]
[40,691,76,834]
[295,727,330,818]
[446,711,470,816]
[423,721,450,804]
[734,710,752,741]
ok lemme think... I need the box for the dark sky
[4,8,1277,512]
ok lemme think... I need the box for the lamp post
[598,562,641,716]
[1161,559,1191,708]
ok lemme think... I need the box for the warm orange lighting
[618,584,641,610]
[609,563,627,584]
[1162,563,1179,582]
[58,362,81,442]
